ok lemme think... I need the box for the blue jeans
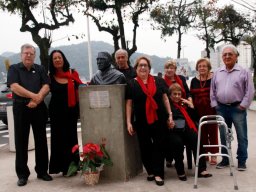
[216,104,248,164]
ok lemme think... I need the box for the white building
[175,58,190,77]
[237,42,252,69]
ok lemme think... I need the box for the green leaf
[66,161,79,177]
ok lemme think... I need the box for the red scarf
[55,70,83,107]
[164,74,186,98]
[173,102,197,133]
[136,75,158,124]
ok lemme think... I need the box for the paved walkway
[0,109,255,192]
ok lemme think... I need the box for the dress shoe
[155,176,164,186]
[178,175,187,181]
[17,178,27,186]
[147,175,155,181]
[166,160,173,168]
[37,174,53,181]
[216,160,229,169]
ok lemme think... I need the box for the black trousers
[168,128,207,176]
[13,101,49,179]
[135,120,167,179]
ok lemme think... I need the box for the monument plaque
[79,85,143,181]
[89,90,110,108]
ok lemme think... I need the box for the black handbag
[173,119,186,131]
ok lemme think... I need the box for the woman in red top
[163,60,192,167]
[163,60,192,102]
[190,58,218,165]
[126,56,173,186]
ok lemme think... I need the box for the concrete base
[79,84,142,181]
[7,106,34,152]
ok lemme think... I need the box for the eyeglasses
[222,52,235,57]
[22,52,35,56]
[137,63,149,68]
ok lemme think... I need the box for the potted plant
[67,138,113,185]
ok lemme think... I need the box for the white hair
[221,44,239,56]
[115,49,128,59]
[20,43,36,54]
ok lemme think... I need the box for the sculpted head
[97,52,112,71]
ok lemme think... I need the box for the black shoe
[155,177,164,186]
[166,161,173,168]
[17,178,27,186]
[147,175,155,181]
[178,175,187,181]
[216,160,229,169]
[237,163,247,171]
[37,174,53,181]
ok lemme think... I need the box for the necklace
[199,74,208,88]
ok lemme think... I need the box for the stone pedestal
[79,84,142,181]
[7,106,34,152]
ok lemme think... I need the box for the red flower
[72,144,79,153]
[83,143,103,158]
[67,140,113,176]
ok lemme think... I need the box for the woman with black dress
[126,56,173,186]
[48,50,83,176]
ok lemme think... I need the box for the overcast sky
[0,0,254,62]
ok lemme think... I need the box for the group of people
[125,44,254,186]
[7,45,84,186]
[6,44,134,187]
[125,56,213,186]
[7,43,254,187]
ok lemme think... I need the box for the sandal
[198,171,212,178]
[155,176,164,186]
[210,156,217,165]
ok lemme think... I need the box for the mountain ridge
[0,41,171,80]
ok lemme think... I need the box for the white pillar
[87,15,93,80]
[7,106,34,152]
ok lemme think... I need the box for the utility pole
[87,16,93,80]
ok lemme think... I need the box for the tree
[243,34,256,90]
[0,0,75,70]
[150,0,200,58]
[72,0,157,60]
[195,0,218,58]
[212,5,252,46]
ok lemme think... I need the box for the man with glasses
[210,44,255,171]
[7,43,52,186]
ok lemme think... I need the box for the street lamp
[86,15,93,80]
